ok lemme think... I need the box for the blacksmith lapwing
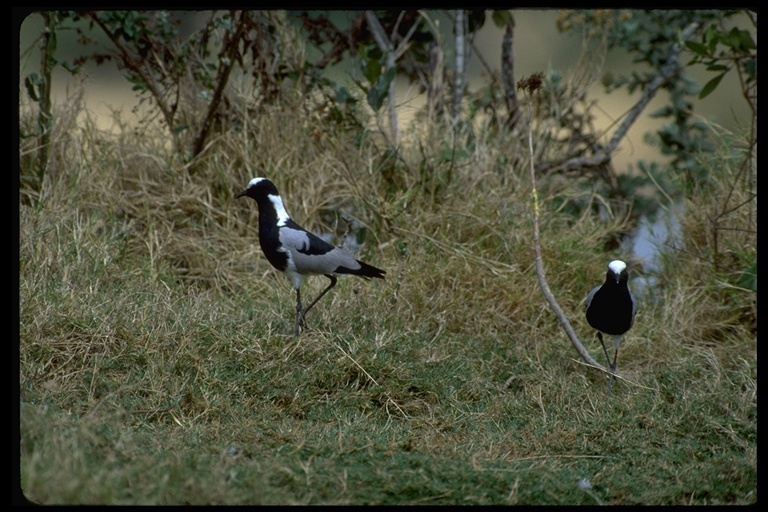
[236,177,386,336]
[585,259,636,384]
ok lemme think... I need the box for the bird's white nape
[247,177,266,188]
[268,194,290,226]
[608,260,627,274]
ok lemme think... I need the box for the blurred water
[623,203,684,302]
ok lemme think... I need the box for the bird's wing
[296,246,363,276]
[584,285,601,311]
[279,223,362,276]
[279,222,334,255]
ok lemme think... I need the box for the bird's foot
[294,310,309,337]
[299,309,309,327]
[605,361,617,395]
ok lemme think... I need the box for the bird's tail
[345,260,386,280]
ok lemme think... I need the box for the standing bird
[585,259,636,385]
[236,177,385,336]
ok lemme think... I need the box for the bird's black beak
[235,190,247,199]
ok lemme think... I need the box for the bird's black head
[235,177,279,201]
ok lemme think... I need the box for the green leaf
[61,61,81,75]
[24,73,42,102]
[736,263,756,292]
[735,29,756,51]
[699,72,725,99]
[491,10,514,28]
[725,27,756,52]
[367,68,393,113]
[703,25,720,52]
[381,66,396,85]
[742,58,756,82]
[369,67,396,111]
[367,86,384,112]
[363,57,382,85]
[355,226,368,245]
[335,85,356,105]
[684,40,709,57]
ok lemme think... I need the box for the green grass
[18,89,756,504]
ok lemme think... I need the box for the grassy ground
[17,88,756,504]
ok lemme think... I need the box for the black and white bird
[585,259,636,384]
[236,177,385,336]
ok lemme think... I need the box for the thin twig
[570,359,659,391]
[521,77,606,373]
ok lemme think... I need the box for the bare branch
[364,10,393,53]
[192,10,249,159]
[501,17,519,128]
[604,21,700,154]
[452,9,465,121]
[393,14,423,61]
[427,43,444,119]
[86,11,180,151]
[520,75,607,373]
[537,21,702,176]
[364,10,399,145]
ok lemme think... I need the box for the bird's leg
[597,332,612,369]
[606,354,618,393]
[597,331,617,393]
[606,335,622,392]
[611,335,622,372]
[301,275,338,319]
[294,288,303,337]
